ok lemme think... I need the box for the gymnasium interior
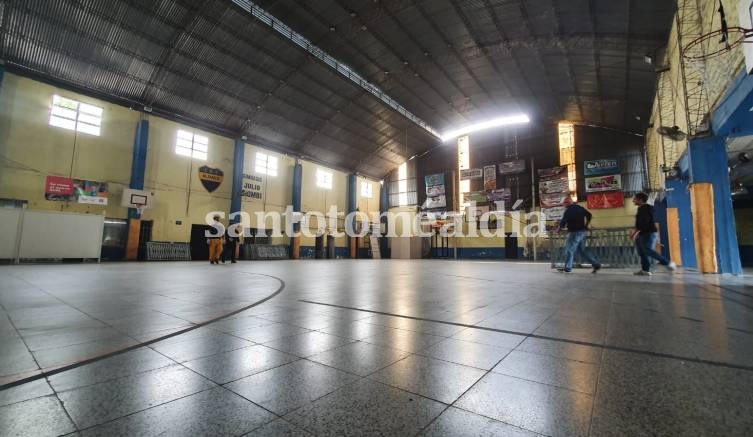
[1,1,753,436]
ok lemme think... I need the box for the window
[398,162,408,206]
[49,95,102,136]
[175,130,208,160]
[316,169,333,190]
[361,181,373,198]
[255,152,278,176]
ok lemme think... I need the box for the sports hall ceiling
[0,0,675,178]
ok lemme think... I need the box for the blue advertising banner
[584,159,619,176]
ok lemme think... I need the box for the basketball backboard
[121,188,153,209]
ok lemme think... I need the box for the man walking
[558,198,601,273]
[631,192,676,276]
[207,215,224,265]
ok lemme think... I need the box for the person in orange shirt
[207,215,224,264]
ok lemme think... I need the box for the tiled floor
[1,260,752,436]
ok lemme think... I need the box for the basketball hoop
[683,27,753,61]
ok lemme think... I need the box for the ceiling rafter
[550,0,585,121]
[389,1,490,118]
[588,0,607,125]
[622,0,634,130]
[492,0,565,120]
[172,0,426,146]
[446,1,544,118]
[289,0,465,126]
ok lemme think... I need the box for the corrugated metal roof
[1,0,674,177]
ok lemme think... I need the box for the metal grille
[549,228,640,269]
[145,242,191,261]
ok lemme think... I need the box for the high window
[316,169,333,189]
[255,152,278,176]
[175,130,208,160]
[49,95,102,136]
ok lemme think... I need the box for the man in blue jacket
[558,198,601,273]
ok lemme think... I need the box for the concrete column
[379,181,389,258]
[230,139,245,223]
[290,161,303,259]
[347,174,357,259]
[687,136,742,274]
[126,118,149,260]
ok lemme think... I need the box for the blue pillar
[653,197,669,259]
[665,178,697,269]
[128,119,149,219]
[379,181,389,258]
[230,139,245,224]
[347,174,357,258]
[687,136,742,274]
[291,162,303,259]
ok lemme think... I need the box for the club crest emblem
[198,166,223,193]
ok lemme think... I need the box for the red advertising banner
[587,192,624,209]
[45,176,74,199]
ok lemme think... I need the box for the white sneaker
[634,270,652,276]
[666,262,677,272]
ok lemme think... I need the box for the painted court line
[299,299,753,372]
[0,273,286,391]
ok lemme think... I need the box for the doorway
[190,224,213,261]
[138,220,153,261]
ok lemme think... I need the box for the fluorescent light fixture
[441,114,530,142]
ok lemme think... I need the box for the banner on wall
[463,191,489,203]
[487,188,511,202]
[587,192,625,209]
[425,173,445,196]
[585,174,622,193]
[241,173,264,201]
[422,195,446,209]
[537,166,567,180]
[542,206,566,220]
[45,176,74,200]
[584,159,620,177]
[199,166,224,193]
[540,192,570,208]
[539,178,570,194]
[45,176,108,205]
[460,168,483,180]
[499,160,526,175]
[483,165,497,190]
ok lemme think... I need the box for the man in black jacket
[631,192,676,276]
[558,198,601,273]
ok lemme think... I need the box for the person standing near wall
[631,192,676,276]
[207,215,224,264]
[557,198,602,273]
[222,225,241,264]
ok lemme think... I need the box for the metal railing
[549,228,640,269]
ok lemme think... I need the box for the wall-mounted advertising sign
[585,174,622,193]
[460,168,483,180]
[499,160,526,175]
[584,159,620,177]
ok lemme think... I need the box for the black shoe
[557,268,573,274]
[592,264,602,274]
[231,260,237,263]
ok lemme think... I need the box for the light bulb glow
[440,114,530,142]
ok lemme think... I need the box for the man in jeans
[631,192,676,276]
[558,198,601,273]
